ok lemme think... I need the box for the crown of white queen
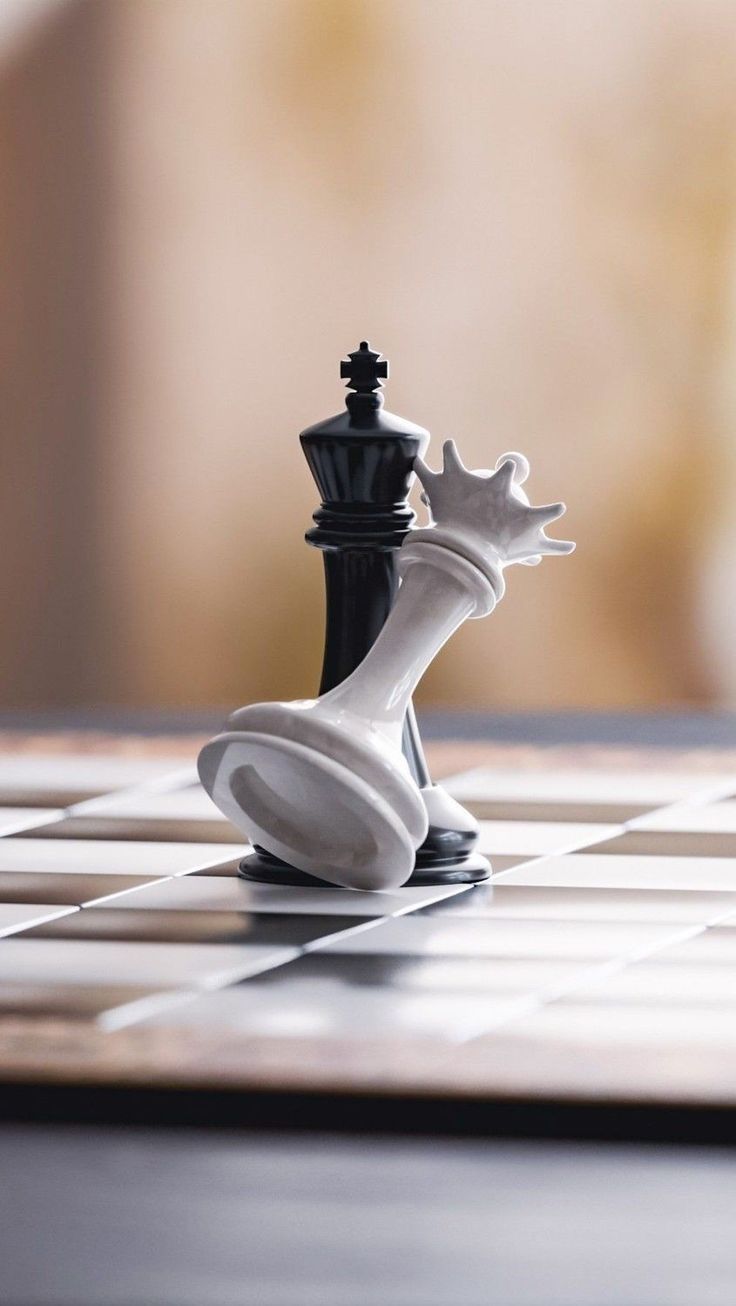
[413,440,575,570]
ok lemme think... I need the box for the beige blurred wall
[3,0,736,710]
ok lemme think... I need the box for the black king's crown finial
[340,341,389,395]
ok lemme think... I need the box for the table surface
[2,1122,735,1306]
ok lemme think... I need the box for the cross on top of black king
[340,341,389,394]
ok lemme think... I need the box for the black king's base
[239,846,491,889]
[239,340,490,889]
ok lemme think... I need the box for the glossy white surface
[410,441,574,599]
[420,783,479,834]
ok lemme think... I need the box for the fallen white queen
[198,442,575,891]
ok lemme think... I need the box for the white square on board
[0,839,247,876]
[0,938,295,988]
[476,820,620,855]
[443,768,736,806]
[494,854,736,892]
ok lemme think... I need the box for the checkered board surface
[4,743,736,1115]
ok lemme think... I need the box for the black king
[241,341,490,887]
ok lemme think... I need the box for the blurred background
[3,0,736,714]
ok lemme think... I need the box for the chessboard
[3,725,736,1139]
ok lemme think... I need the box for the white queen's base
[198,702,427,891]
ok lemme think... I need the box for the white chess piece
[198,442,574,890]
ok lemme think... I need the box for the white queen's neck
[319,540,497,743]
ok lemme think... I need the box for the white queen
[198,443,574,891]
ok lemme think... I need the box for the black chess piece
[240,342,489,887]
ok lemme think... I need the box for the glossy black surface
[239,847,490,887]
[317,547,398,694]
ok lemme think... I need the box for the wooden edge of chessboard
[426,740,736,778]
[0,730,210,760]
[1,1017,736,1143]
[5,728,736,777]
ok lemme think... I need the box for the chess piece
[198,442,574,891]
[244,341,489,888]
